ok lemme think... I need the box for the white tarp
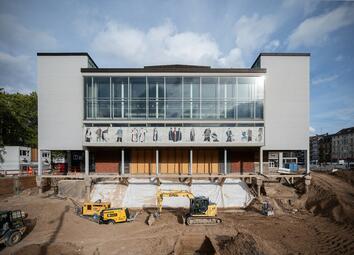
[90,178,254,208]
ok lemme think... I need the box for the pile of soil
[331,170,354,186]
[217,233,264,255]
[306,172,354,225]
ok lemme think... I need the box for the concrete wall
[38,55,90,150]
[261,55,310,151]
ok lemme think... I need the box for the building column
[67,150,71,172]
[37,149,42,176]
[279,152,283,168]
[306,149,310,174]
[260,147,263,174]
[121,149,125,175]
[156,149,159,175]
[189,149,193,175]
[224,149,227,175]
[85,148,89,175]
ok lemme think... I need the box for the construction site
[0,169,353,254]
[3,52,354,254]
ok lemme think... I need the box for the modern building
[0,146,31,174]
[37,52,310,178]
[332,127,354,163]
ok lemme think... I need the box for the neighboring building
[0,146,31,174]
[310,136,319,164]
[332,127,354,163]
[310,133,332,164]
[37,52,310,176]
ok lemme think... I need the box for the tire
[5,231,22,246]
[185,217,191,225]
[108,220,115,225]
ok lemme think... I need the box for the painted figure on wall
[102,128,109,142]
[203,128,211,142]
[116,128,123,142]
[131,128,138,142]
[211,132,219,142]
[139,128,147,143]
[247,129,252,142]
[226,128,233,142]
[85,128,92,142]
[241,131,248,142]
[153,128,158,141]
[168,128,173,141]
[190,128,195,142]
[257,128,263,142]
[96,128,102,142]
[168,127,182,142]
[177,128,182,141]
[173,128,177,142]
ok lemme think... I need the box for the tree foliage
[0,90,38,148]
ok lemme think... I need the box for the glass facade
[84,76,264,120]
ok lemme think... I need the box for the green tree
[0,90,38,148]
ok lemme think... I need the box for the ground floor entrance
[86,147,260,175]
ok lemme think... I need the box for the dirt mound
[306,172,354,225]
[332,170,354,186]
[217,233,264,255]
[174,235,216,255]
[13,242,82,255]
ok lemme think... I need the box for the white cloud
[288,5,354,49]
[0,52,35,93]
[309,126,316,134]
[312,74,339,85]
[265,40,280,51]
[0,14,57,52]
[234,14,278,56]
[91,20,245,67]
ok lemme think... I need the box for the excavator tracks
[185,216,222,225]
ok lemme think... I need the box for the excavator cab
[190,197,218,218]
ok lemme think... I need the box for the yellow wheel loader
[155,190,222,225]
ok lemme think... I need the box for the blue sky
[0,0,353,134]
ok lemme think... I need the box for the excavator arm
[156,190,195,213]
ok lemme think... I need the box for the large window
[84,75,264,120]
[166,77,182,118]
[130,77,146,119]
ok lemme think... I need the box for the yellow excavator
[156,190,222,225]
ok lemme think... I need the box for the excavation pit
[174,235,216,255]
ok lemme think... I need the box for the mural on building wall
[83,126,264,146]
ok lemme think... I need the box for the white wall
[0,146,19,171]
[261,55,310,150]
[38,55,89,150]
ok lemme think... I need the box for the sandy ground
[1,171,354,255]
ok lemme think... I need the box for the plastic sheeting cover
[90,178,254,208]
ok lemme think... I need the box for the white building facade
[37,52,310,176]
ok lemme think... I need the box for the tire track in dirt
[308,217,354,254]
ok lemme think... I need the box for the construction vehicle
[0,210,27,246]
[261,201,274,216]
[98,208,139,224]
[155,190,222,225]
[79,200,111,219]
[72,199,111,221]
